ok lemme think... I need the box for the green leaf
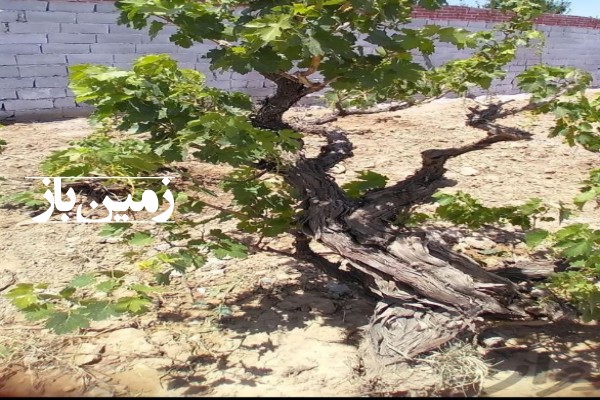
[95,279,121,293]
[5,284,38,309]
[59,287,76,299]
[155,272,171,285]
[99,223,132,237]
[115,296,152,314]
[23,304,55,321]
[148,20,165,38]
[574,189,599,210]
[561,240,593,260]
[79,301,121,321]
[208,231,248,259]
[525,229,550,248]
[45,311,90,334]
[68,274,96,288]
[127,231,154,246]
[432,192,455,206]
[342,171,388,199]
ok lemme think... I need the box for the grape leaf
[68,274,96,288]
[342,171,389,199]
[525,229,550,248]
[561,240,593,260]
[79,301,121,321]
[127,232,154,246]
[115,296,152,314]
[99,223,132,237]
[5,284,38,309]
[23,304,55,321]
[95,279,121,293]
[45,311,90,334]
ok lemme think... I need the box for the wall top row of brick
[3,1,600,30]
[411,6,600,29]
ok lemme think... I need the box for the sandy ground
[0,94,599,397]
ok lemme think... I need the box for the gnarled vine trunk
[251,76,561,360]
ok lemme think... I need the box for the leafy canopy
[114,0,510,99]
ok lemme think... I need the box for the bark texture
[251,73,318,130]
[252,87,560,359]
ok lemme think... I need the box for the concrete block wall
[0,1,599,121]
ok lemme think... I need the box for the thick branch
[342,103,534,243]
[251,74,310,130]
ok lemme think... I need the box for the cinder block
[76,13,117,24]
[53,97,75,107]
[66,54,113,64]
[8,22,60,33]
[244,87,274,97]
[16,54,66,64]
[19,65,67,77]
[108,24,141,34]
[34,77,67,87]
[90,43,134,54]
[426,19,449,26]
[13,108,66,121]
[534,24,553,33]
[135,43,177,54]
[467,20,488,29]
[48,33,96,43]
[194,62,213,73]
[0,10,20,22]
[62,106,92,118]
[96,34,143,44]
[563,26,589,34]
[407,18,428,28]
[0,1,48,11]
[0,55,16,65]
[95,2,117,13]
[208,81,231,90]
[113,53,138,63]
[27,11,76,23]
[0,43,41,54]
[3,99,54,110]
[246,79,268,89]
[141,33,173,44]
[61,23,108,34]
[177,43,213,54]
[42,43,90,54]
[0,88,16,99]
[0,66,19,77]
[49,1,95,13]
[17,87,65,99]
[214,71,232,80]
[171,54,197,63]
[0,34,47,44]
[0,77,34,88]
